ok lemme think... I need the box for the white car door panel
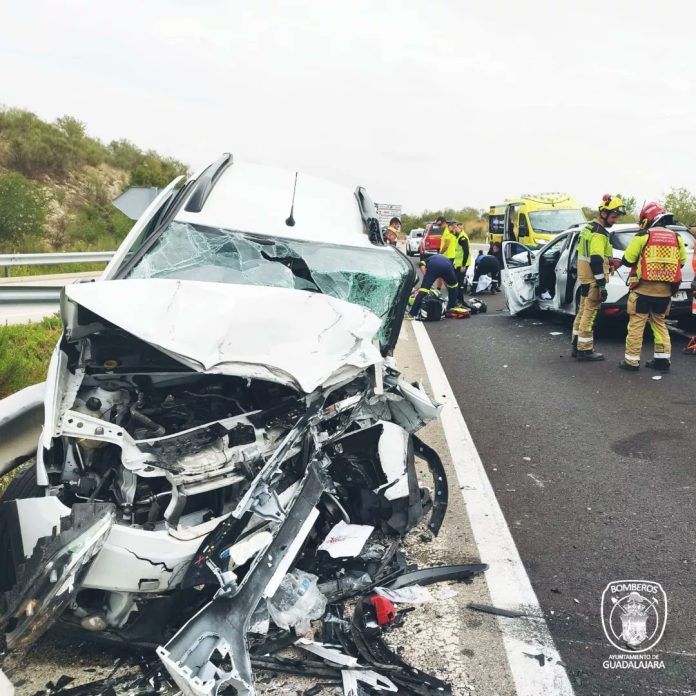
[501,241,538,314]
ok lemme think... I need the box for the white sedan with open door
[500,223,694,319]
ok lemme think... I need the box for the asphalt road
[426,290,696,695]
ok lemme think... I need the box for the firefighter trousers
[572,283,601,352]
[624,291,671,366]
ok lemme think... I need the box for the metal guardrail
[0,286,63,304]
[1,251,114,277]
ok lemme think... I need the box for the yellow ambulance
[488,193,586,248]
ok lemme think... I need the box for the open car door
[501,241,538,315]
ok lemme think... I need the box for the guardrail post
[3,266,8,278]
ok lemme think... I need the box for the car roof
[174,160,376,249]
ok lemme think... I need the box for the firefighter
[408,253,459,318]
[454,222,472,302]
[618,202,686,371]
[571,194,626,361]
[438,216,457,263]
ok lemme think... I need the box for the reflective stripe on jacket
[623,227,686,293]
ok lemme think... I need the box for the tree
[0,173,49,251]
[617,193,637,216]
[663,188,696,227]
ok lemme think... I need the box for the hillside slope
[0,107,187,256]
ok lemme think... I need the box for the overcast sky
[1,0,694,213]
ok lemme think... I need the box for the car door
[500,241,539,314]
[547,231,571,310]
[555,229,581,311]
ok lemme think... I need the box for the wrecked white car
[0,156,480,695]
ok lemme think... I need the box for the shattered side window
[125,222,409,342]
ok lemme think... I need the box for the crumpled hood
[63,279,383,393]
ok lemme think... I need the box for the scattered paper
[375,585,435,604]
[318,521,374,558]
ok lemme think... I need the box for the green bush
[129,151,187,188]
[64,203,133,250]
[0,173,50,251]
[401,207,485,236]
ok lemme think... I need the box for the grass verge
[0,316,60,495]
[0,314,62,399]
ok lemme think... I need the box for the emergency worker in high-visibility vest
[454,223,472,302]
[571,194,626,361]
[438,216,457,263]
[618,202,686,372]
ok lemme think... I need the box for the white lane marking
[412,321,575,696]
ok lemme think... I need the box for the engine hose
[129,405,166,437]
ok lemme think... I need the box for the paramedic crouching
[409,253,459,318]
[472,252,501,293]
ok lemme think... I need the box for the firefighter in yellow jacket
[572,195,626,361]
[618,202,687,372]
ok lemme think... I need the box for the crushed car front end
[0,158,456,696]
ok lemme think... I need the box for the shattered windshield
[124,221,411,345]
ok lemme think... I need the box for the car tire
[0,464,43,593]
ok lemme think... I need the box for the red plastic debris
[370,595,397,626]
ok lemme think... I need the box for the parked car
[500,223,695,319]
[406,227,425,255]
[418,222,443,257]
[0,156,451,696]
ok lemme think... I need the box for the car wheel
[0,464,43,592]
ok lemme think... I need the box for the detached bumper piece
[0,502,115,650]
[157,462,328,696]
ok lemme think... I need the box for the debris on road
[467,603,525,618]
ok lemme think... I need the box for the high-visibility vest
[629,228,682,288]
[454,231,471,267]
[439,227,456,259]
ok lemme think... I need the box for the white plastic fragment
[341,669,398,695]
[652,375,662,380]
[295,638,359,667]
[0,668,14,696]
[318,521,374,558]
[549,331,563,336]
[374,584,435,604]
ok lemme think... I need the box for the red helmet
[639,201,673,228]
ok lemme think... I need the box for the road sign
[375,203,402,229]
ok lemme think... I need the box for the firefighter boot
[645,358,671,372]
[577,350,605,362]
[618,361,639,372]
[571,336,578,358]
